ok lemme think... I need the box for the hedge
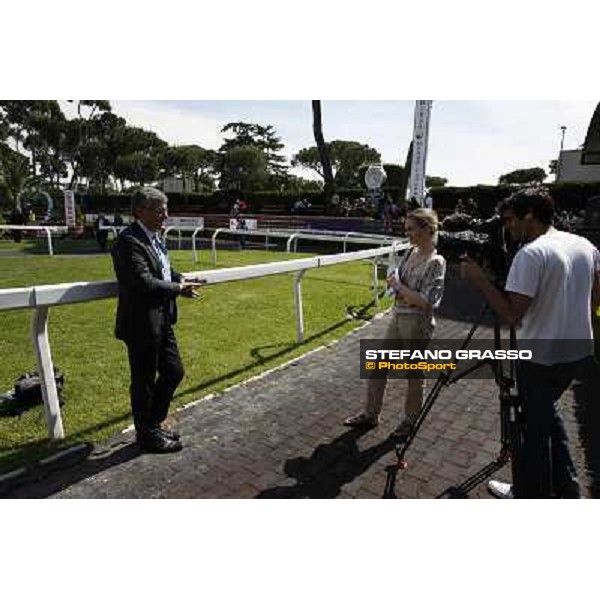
[430,181,600,216]
[15,180,600,218]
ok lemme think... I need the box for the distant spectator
[230,199,241,218]
[409,196,419,211]
[22,203,32,224]
[238,217,248,249]
[295,198,312,215]
[9,205,24,243]
[465,198,478,217]
[114,211,124,227]
[383,201,393,233]
[455,198,466,214]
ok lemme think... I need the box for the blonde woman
[345,208,446,437]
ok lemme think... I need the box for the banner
[230,218,258,231]
[64,190,76,227]
[164,216,204,230]
[408,100,433,205]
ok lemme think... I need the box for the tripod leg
[437,455,510,498]
[395,373,448,465]
[508,393,527,498]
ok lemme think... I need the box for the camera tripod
[382,303,526,499]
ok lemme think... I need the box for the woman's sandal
[344,413,379,428]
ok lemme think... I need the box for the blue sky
[61,100,598,187]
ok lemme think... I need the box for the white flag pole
[408,100,433,207]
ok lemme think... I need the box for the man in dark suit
[112,187,203,453]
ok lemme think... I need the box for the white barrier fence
[99,217,205,252]
[164,217,205,251]
[207,228,399,265]
[0,226,70,256]
[0,242,407,440]
[96,223,397,265]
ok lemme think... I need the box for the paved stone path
[3,314,597,499]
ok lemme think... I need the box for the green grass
[0,247,391,474]
[0,236,101,255]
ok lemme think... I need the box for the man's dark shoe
[137,430,182,454]
[160,427,181,442]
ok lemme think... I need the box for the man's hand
[179,279,205,299]
[460,255,487,286]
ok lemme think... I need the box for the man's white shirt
[505,227,600,365]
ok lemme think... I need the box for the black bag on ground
[14,366,65,408]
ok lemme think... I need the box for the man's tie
[152,235,171,282]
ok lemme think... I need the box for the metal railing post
[286,233,299,253]
[343,232,351,253]
[31,306,64,439]
[294,269,307,343]
[372,258,379,308]
[192,227,202,263]
[163,227,181,251]
[43,227,54,256]
[212,228,225,265]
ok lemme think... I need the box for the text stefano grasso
[363,349,532,361]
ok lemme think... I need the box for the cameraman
[461,188,600,499]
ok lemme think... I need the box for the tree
[85,121,168,191]
[219,122,288,189]
[548,160,558,176]
[0,101,66,184]
[399,142,413,202]
[292,139,381,187]
[74,100,112,119]
[311,100,335,202]
[217,145,269,191]
[498,167,546,186]
[280,174,323,192]
[61,101,114,190]
[164,145,217,193]
[114,151,161,187]
[425,175,448,188]
[0,148,41,208]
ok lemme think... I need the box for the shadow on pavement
[1,440,140,498]
[255,428,397,499]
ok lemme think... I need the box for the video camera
[438,214,518,286]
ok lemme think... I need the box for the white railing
[98,224,127,241]
[0,242,408,441]
[99,224,205,254]
[164,226,205,252]
[0,225,69,256]
[207,227,400,265]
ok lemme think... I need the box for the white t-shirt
[505,227,600,365]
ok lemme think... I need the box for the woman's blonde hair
[407,208,439,244]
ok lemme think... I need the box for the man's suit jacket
[111,221,183,344]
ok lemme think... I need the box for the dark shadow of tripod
[383,302,525,499]
[255,428,398,499]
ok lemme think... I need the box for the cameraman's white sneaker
[487,480,513,499]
